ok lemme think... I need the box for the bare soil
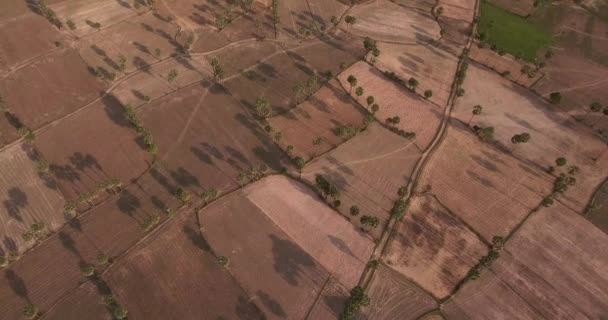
[339,61,445,150]
[243,175,375,288]
[51,0,138,37]
[490,0,535,16]
[35,98,151,201]
[417,121,553,241]
[306,276,350,320]
[469,43,543,88]
[42,282,111,320]
[104,210,265,319]
[454,63,608,213]
[444,202,608,319]
[0,49,103,143]
[384,194,487,299]
[302,123,423,238]
[374,42,459,106]
[359,264,438,320]
[268,79,368,160]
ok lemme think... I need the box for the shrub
[350,205,360,216]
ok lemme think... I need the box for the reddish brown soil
[0,226,103,320]
[469,44,543,88]
[203,40,282,79]
[268,79,368,160]
[306,277,350,319]
[374,42,459,106]
[391,0,436,12]
[307,0,350,30]
[436,0,476,51]
[346,0,441,44]
[199,187,328,319]
[0,143,65,254]
[137,82,290,195]
[444,202,608,319]
[360,264,438,320]
[51,0,138,37]
[219,5,275,42]
[104,211,265,319]
[302,123,423,238]
[0,14,62,74]
[110,71,175,107]
[243,175,374,288]
[34,98,151,201]
[78,12,182,75]
[418,121,553,241]
[339,61,444,150]
[0,49,103,143]
[384,195,487,299]
[43,282,111,320]
[454,63,608,213]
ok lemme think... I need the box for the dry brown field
[42,281,111,320]
[0,49,103,143]
[0,226,103,320]
[218,5,276,42]
[307,0,350,30]
[78,12,182,76]
[0,143,65,255]
[374,42,459,106]
[243,175,375,288]
[275,0,316,40]
[339,61,444,150]
[490,0,535,16]
[287,34,363,76]
[469,44,543,88]
[417,121,553,241]
[35,99,151,201]
[436,0,476,51]
[199,187,327,319]
[148,55,211,88]
[359,264,438,320]
[0,14,62,74]
[104,211,265,319]
[302,123,423,238]
[138,82,289,195]
[454,63,608,213]
[390,0,436,12]
[203,40,282,79]
[584,177,608,233]
[268,79,368,160]
[223,50,314,113]
[109,71,175,107]
[51,0,138,37]
[305,277,350,320]
[384,194,487,299]
[346,0,441,44]
[444,202,608,319]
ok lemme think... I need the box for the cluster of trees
[474,125,494,141]
[211,58,224,80]
[22,222,47,242]
[103,295,129,320]
[391,186,408,219]
[294,74,321,103]
[340,286,370,320]
[175,188,191,204]
[254,97,271,118]
[236,165,269,186]
[315,174,341,207]
[32,0,62,28]
[272,0,280,37]
[344,15,356,26]
[201,188,219,205]
[167,69,178,83]
[454,61,468,97]
[215,3,247,31]
[124,104,158,154]
[91,66,117,82]
[510,132,531,152]
[363,37,380,62]
[334,124,359,139]
[360,215,379,228]
[140,213,161,232]
[466,236,504,280]
[0,95,35,143]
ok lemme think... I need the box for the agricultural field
[338,61,444,149]
[453,63,608,213]
[478,0,552,61]
[417,120,553,241]
[359,264,438,320]
[268,79,368,160]
[2,0,608,319]
[444,202,608,319]
[302,123,422,238]
[384,194,487,299]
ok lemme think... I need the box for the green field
[478,0,553,61]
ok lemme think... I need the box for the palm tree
[469,105,482,125]
[407,77,418,92]
[511,132,531,153]
[347,75,357,93]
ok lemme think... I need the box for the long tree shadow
[116,189,141,218]
[256,290,286,318]
[5,269,30,303]
[3,187,28,222]
[269,234,316,286]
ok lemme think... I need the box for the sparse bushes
[350,205,360,216]
[167,69,178,83]
[81,264,95,277]
[175,188,191,204]
[211,57,224,80]
[344,15,356,26]
[201,188,219,205]
[340,286,370,320]
[33,0,62,28]
[466,236,504,281]
[236,165,269,186]
[140,213,161,232]
[474,126,495,141]
[254,97,271,118]
[97,253,110,265]
[218,255,229,267]
[315,175,340,204]
[22,222,46,242]
[66,19,76,30]
[334,124,358,139]
[22,304,39,319]
[123,104,158,154]
[360,215,379,228]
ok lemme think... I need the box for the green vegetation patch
[478,0,552,61]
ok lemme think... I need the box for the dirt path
[355,0,481,296]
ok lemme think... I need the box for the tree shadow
[5,269,29,302]
[116,189,141,217]
[101,94,130,127]
[269,234,315,286]
[3,187,28,222]
[256,290,286,318]
[327,235,357,259]
[183,225,211,253]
